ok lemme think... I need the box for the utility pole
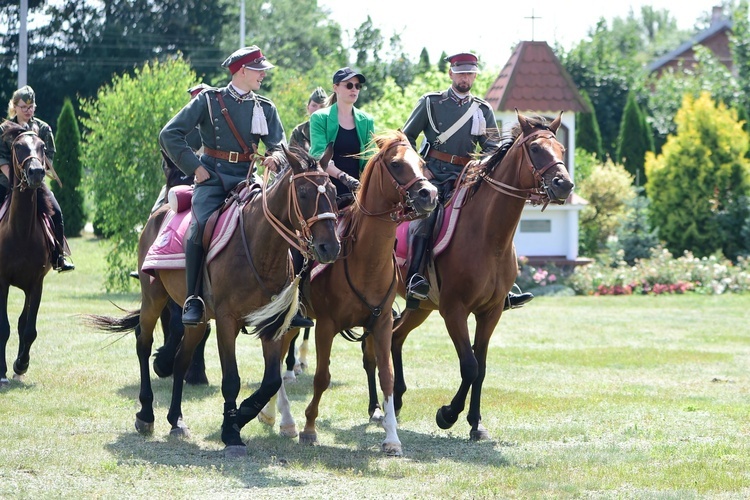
[239,0,245,47]
[18,0,28,87]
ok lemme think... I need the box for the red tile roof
[484,41,590,113]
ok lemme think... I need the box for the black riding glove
[338,172,361,191]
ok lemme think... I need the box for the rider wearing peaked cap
[289,87,328,152]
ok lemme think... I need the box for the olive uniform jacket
[159,86,285,226]
[309,103,375,172]
[289,120,311,152]
[403,88,498,185]
[0,116,56,189]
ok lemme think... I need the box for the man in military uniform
[289,87,327,152]
[160,46,286,326]
[402,52,533,310]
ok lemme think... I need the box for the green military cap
[222,46,274,75]
[309,87,327,104]
[15,85,35,105]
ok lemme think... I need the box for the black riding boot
[504,288,534,310]
[50,203,74,272]
[290,248,314,328]
[182,241,206,326]
[405,210,436,308]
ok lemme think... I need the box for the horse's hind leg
[185,322,210,386]
[0,285,10,383]
[361,337,383,422]
[166,323,207,438]
[390,307,432,415]
[135,290,169,434]
[465,312,500,441]
[13,283,43,378]
[152,300,182,378]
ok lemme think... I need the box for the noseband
[261,167,337,260]
[11,130,46,191]
[479,128,566,210]
[358,141,429,222]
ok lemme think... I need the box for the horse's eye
[529,144,540,154]
[390,160,402,170]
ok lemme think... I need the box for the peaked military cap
[222,46,274,75]
[445,52,479,74]
[14,85,35,105]
[308,87,328,104]
[187,83,210,97]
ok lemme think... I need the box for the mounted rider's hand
[338,172,361,191]
[194,165,210,184]
[263,155,278,173]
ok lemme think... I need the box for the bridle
[10,130,46,191]
[478,128,566,210]
[260,166,338,260]
[356,140,429,223]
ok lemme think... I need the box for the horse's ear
[549,112,563,134]
[515,109,532,135]
[319,142,334,170]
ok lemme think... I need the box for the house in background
[648,6,732,77]
[484,40,590,266]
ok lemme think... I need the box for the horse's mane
[356,130,409,205]
[1,120,25,142]
[1,120,54,217]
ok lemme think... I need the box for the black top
[332,125,360,196]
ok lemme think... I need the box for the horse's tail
[242,277,299,342]
[85,310,141,334]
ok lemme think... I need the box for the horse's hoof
[299,361,308,372]
[0,377,9,387]
[12,360,28,376]
[369,408,385,424]
[224,445,247,459]
[299,431,319,445]
[435,406,457,430]
[470,425,490,441]
[382,441,403,457]
[279,424,298,438]
[11,373,25,382]
[293,362,303,375]
[152,359,172,379]
[282,371,296,383]
[258,409,276,427]
[135,417,154,435]
[169,420,191,439]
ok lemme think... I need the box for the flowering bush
[566,246,750,296]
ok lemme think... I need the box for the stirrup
[182,295,206,326]
[406,274,429,301]
[55,255,75,273]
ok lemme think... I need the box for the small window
[520,220,551,233]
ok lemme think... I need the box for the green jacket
[309,103,375,171]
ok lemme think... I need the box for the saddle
[0,192,59,255]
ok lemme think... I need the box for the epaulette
[255,94,275,106]
[472,96,492,108]
[421,91,443,101]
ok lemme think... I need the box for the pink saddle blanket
[141,185,247,275]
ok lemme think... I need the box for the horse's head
[515,111,575,204]
[283,146,341,263]
[2,122,46,191]
[358,131,438,221]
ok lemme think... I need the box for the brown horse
[0,124,53,385]
[261,131,438,456]
[88,148,340,457]
[363,112,575,441]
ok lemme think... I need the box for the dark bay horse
[0,123,53,385]
[262,131,438,456]
[88,149,340,457]
[363,112,575,441]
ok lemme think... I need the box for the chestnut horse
[260,131,438,456]
[88,149,340,457]
[363,112,575,440]
[0,124,53,385]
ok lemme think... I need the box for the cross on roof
[525,9,541,41]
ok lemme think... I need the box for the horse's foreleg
[301,323,334,446]
[237,339,282,429]
[436,312,477,431]
[152,300,183,378]
[0,286,10,383]
[391,307,432,415]
[134,321,156,434]
[13,283,43,377]
[372,317,402,457]
[284,330,299,380]
[166,323,207,438]
[298,327,311,371]
[465,313,500,441]
[215,315,245,454]
[361,337,382,422]
[184,322,210,386]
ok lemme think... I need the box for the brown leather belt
[427,148,470,166]
[203,146,255,163]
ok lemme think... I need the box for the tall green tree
[616,91,653,185]
[646,92,750,259]
[52,98,86,237]
[575,89,604,159]
[731,0,750,113]
[80,57,197,291]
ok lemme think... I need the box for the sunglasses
[341,82,362,90]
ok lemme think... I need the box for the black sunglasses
[341,82,362,90]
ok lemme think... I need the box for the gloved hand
[338,172,361,191]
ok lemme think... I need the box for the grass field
[1,233,749,498]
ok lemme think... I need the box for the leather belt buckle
[450,155,457,164]
[228,151,239,163]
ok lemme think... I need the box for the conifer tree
[52,97,86,237]
[575,89,604,159]
[616,92,653,185]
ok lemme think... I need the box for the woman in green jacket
[309,67,375,199]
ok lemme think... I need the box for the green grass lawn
[1,233,749,498]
